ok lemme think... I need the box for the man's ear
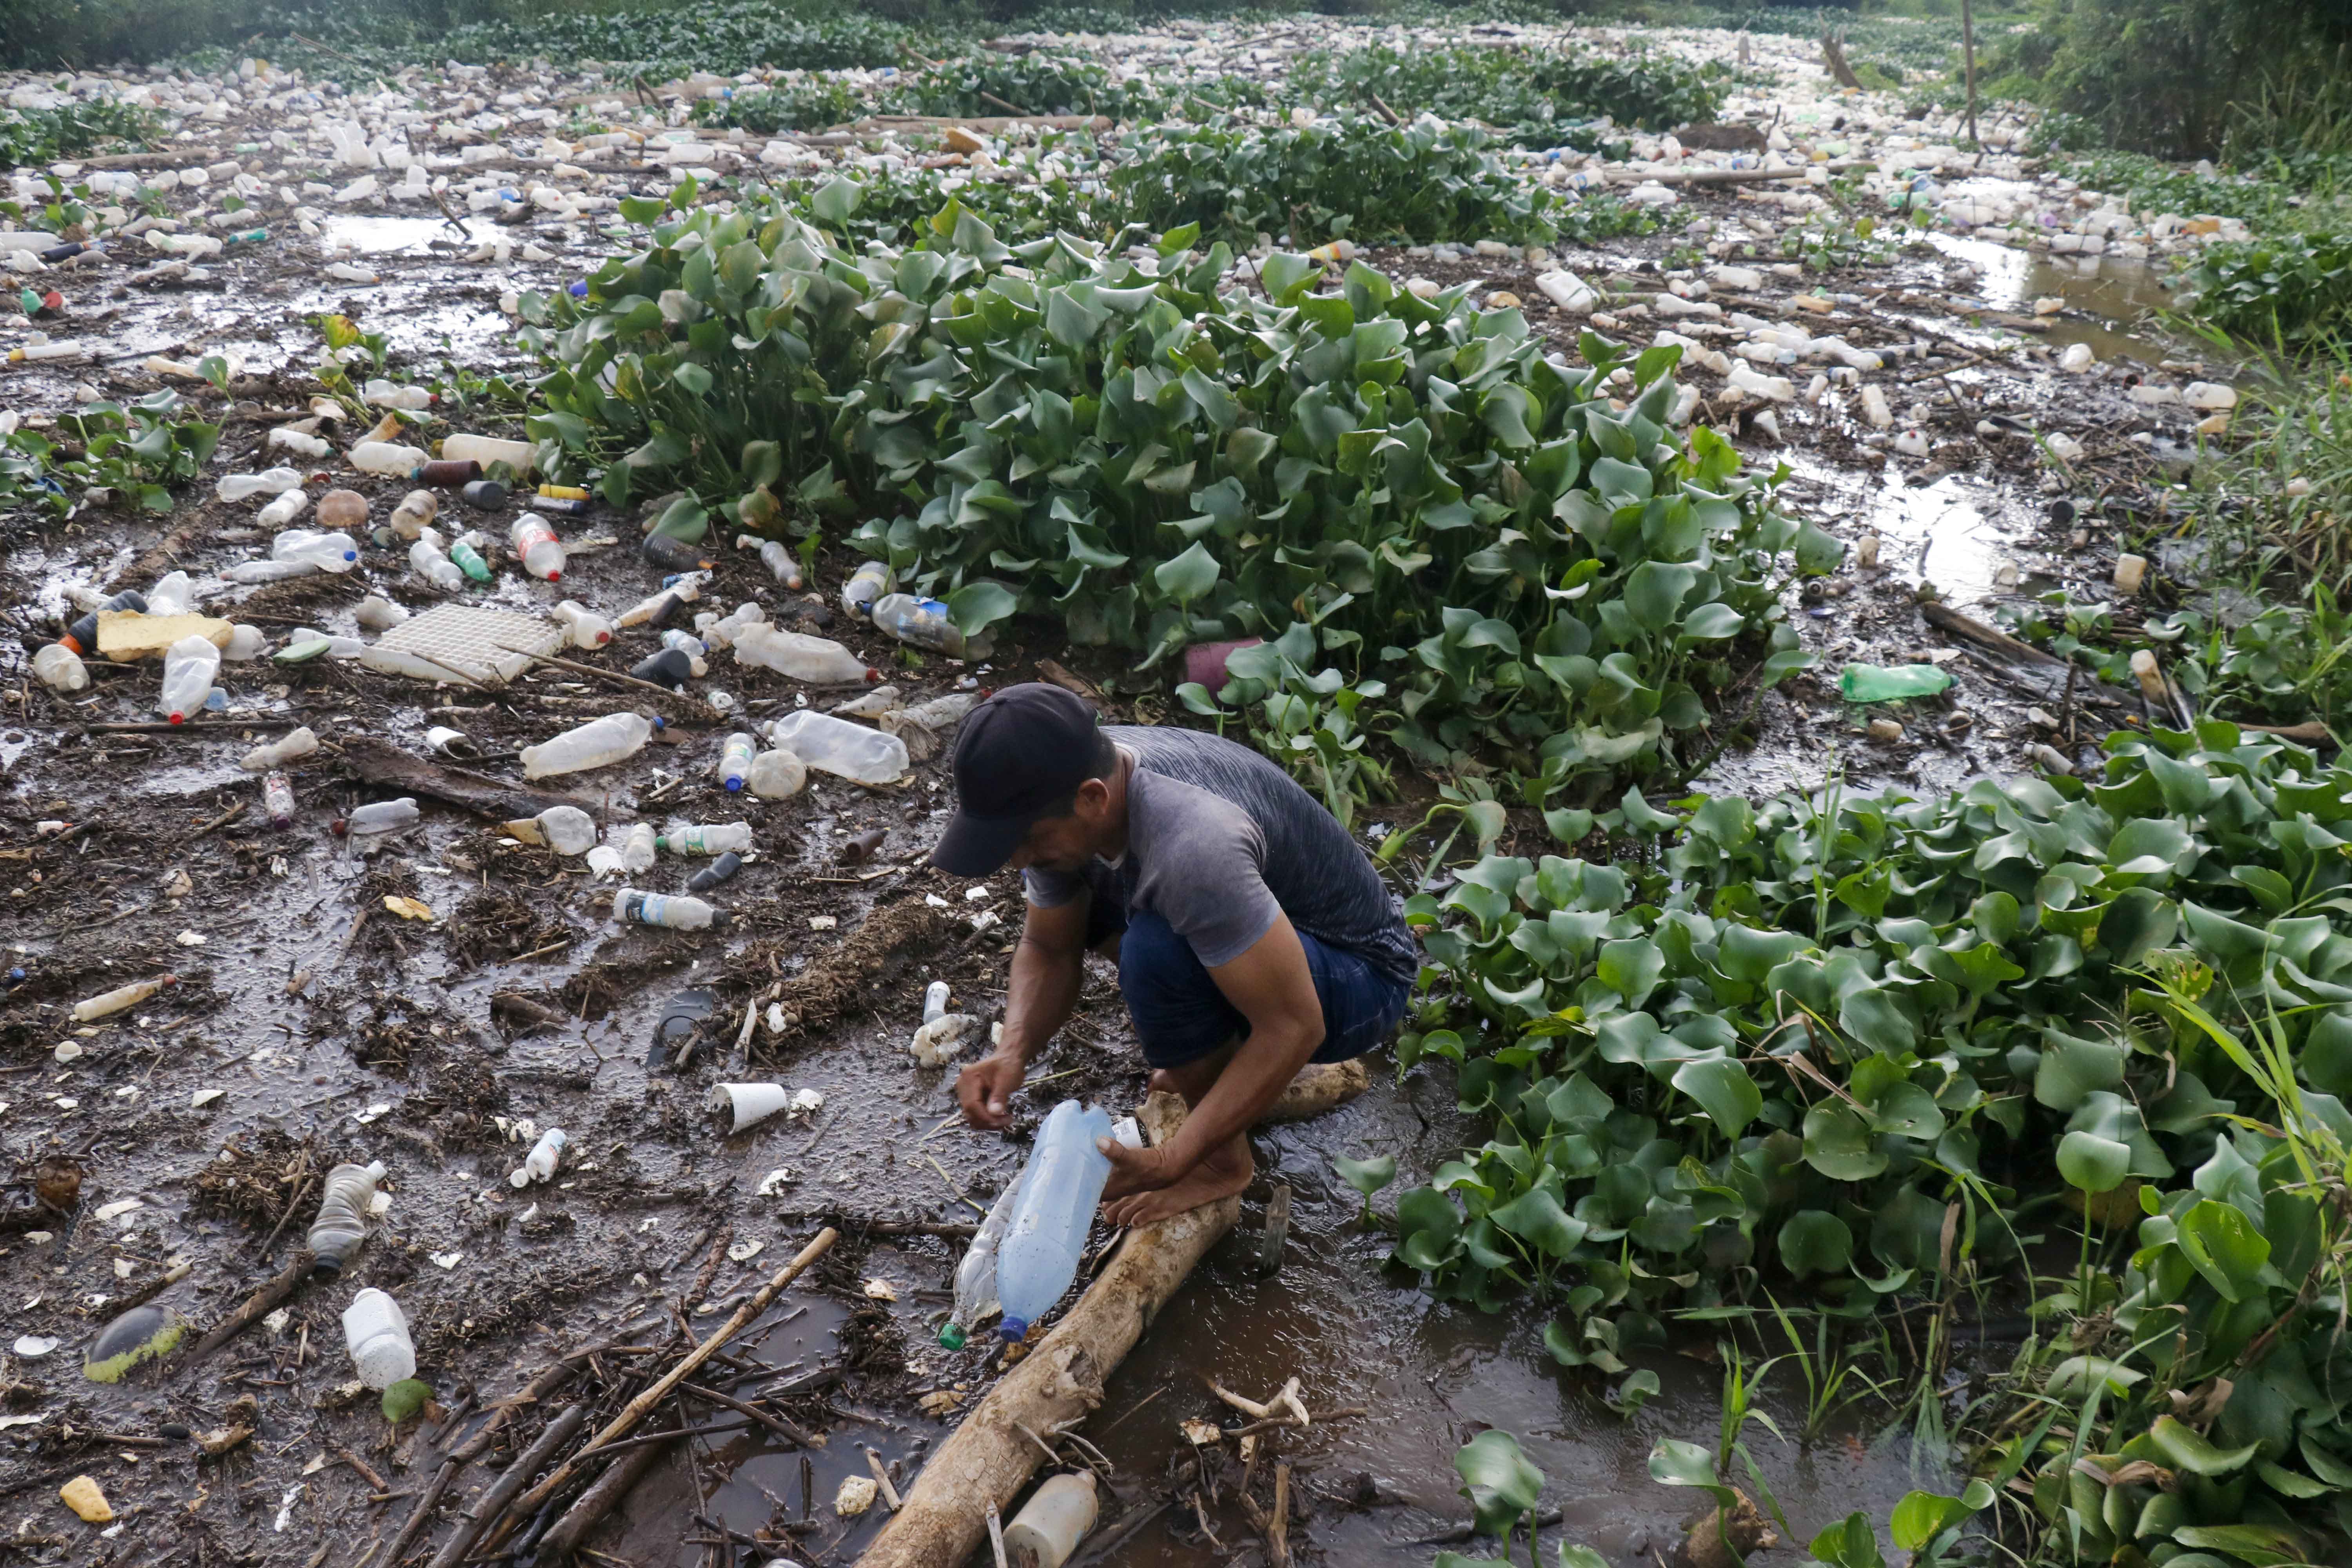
[1075,776,1112,816]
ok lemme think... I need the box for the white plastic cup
[1003,1471,1098,1568]
[342,1287,415,1390]
[706,1082,791,1133]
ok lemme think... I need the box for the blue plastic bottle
[995,1100,1117,1343]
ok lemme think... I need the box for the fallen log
[1606,156,1867,187]
[425,1405,587,1568]
[535,1433,679,1562]
[339,736,617,823]
[853,1062,1369,1568]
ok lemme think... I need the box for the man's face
[1006,809,1096,875]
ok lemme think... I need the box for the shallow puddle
[1930,232,2185,365]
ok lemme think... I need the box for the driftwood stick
[387,1354,583,1566]
[536,1431,679,1562]
[675,1380,821,1449]
[187,1250,314,1363]
[424,1405,586,1568]
[494,1229,838,1535]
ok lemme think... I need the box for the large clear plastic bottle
[660,629,710,677]
[339,798,420,839]
[747,748,807,799]
[503,804,597,855]
[660,822,752,856]
[613,888,728,931]
[257,489,311,529]
[343,1288,415,1388]
[409,532,465,592]
[841,559,894,621]
[307,1160,387,1276]
[940,1161,1030,1349]
[159,634,220,725]
[509,515,565,581]
[765,710,910,784]
[733,625,875,684]
[218,467,304,503]
[995,1100,1118,1343]
[225,557,319,585]
[521,711,654,780]
[241,726,318,771]
[146,570,196,616]
[871,592,986,658]
[619,822,658,875]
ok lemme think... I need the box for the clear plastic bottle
[508,515,564,581]
[387,490,437,541]
[146,570,196,616]
[408,533,465,593]
[218,467,305,503]
[241,726,318,771]
[72,974,174,1022]
[733,625,875,684]
[268,426,331,459]
[32,643,86,693]
[841,559,893,621]
[995,1101,1118,1343]
[448,532,494,583]
[661,822,752,856]
[363,379,433,410]
[552,601,612,648]
[660,629,710,677]
[924,980,951,1024]
[940,1160,1029,1350]
[225,558,319,585]
[510,1127,566,1187]
[716,731,757,793]
[746,748,807,799]
[272,529,357,573]
[307,1160,387,1276]
[765,710,909,784]
[698,601,767,652]
[343,1288,414,1388]
[339,798,420,839]
[521,711,655,780]
[871,592,980,658]
[290,626,365,660]
[257,488,311,529]
[620,822,658,874]
[263,771,296,830]
[744,536,802,588]
[350,441,427,477]
[159,634,220,725]
[613,887,728,931]
[501,804,598,855]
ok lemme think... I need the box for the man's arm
[955,893,1092,1129]
[1103,912,1325,1193]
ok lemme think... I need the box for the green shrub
[2032,0,2352,159]
[697,76,869,133]
[1294,41,1725,140]
[2187,230,2352,345]
[878,49,1160,118]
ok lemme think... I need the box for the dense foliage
[1394,724,2352,1561]
[1292,40,1727,141]
[2188,231,2352,347]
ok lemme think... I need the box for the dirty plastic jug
[350,441,428,477]
[342,1288,414,1389]
[765,710,909,784]
[159,634,220,725]
[1004,1472,1100,1568]
[522,712,654,780]
[308,1160,387,1276]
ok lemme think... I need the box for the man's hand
[1097,1136,1177,1202]
[956,1052,1027,1130]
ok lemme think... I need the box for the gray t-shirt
[1023,727,1418,985]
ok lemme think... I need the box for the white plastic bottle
[925,981,951,1024]
[660,629,709,677]
[290,627,365,660]
[766,710,909,784]
[521,712,655,780]
[1004,1473,1099,1568]
[363,379,432,410]
[661,822,752,856]
[510,1128,566,1187]
[444,432,535,474]
[218,466,304,503]
[698,601,767,651]
[273,529,357,572]
[746,748,807,799]
[343,1288,415,1389]
[618,578,701,628]
[350,441,427,477]
[501,804,598,855]
[716,731,757,793]
[225,558,319,584]
[620,822,658,874]
[146,570,196,616]
[221,624,269,661]
[159,634,221,725]
[841,559,893,621]
[995,1101,1119,1343]
[733,625,876,684]
[409,533,465,592]
[33,643,86,693]
[551,600,612,648]
[241,726,318,771]
[308,1160,388,1276]
[939,1159,1029,1349]
[268,426,331,459]
[509,515,565,581]
[72,974,173,1022]
[341,798,420,840]
[356,595,409,632]
[257,488,311,529]
[613,888,727,931]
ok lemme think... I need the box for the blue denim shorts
[1112,907,1411,1070]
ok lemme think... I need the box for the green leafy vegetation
[1396,722,2352,1559]
[0,392,222,516]
[0,101,158,170]
[699,76,868,135]
[1291,41,1727,143]
[2188,232,2352,347]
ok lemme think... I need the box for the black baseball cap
[930,684,1104,877]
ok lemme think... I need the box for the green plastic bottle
[448,536,494,583]
[1838,663,1953,702]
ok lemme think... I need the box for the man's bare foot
[1104,1132,1252,1227]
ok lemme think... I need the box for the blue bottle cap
[725,778,743,792]
[998,1318,1026,1343]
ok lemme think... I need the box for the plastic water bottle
[925,980,951,1024]
[765,710,909,784]
[742,535,802,588]
[697,601,767,651]
[872,592,984,658]
[501,804,597,855]
[33,643,86,693]
[269,426,331,459]
[509,515,564,581]
[159,635,220,724]
[717,731,757,793]
[995,1101,1119,1343]
[307,1160,387,1276]
[618,579,700,629]
[733,625,876,684]
[241,726,318,771]
[72,974,174,1021]
[218,467,304,503]
[661,629,710,676]
[343,1288,415,1388]
[448,532,494,583]
[552,601,612,648]
[940,1160,1030,1349]
[747,748,807,799]
[225,558,319,584]
[387,490,437,541]
[258,489,311,529]
[510,1127,566,1187]
[338,798,420,840]
[522,711,654,780]
[620,822,658,874]
[273,529,357,572]
[263,771,297,829]
[350,441,427,477]
[146,570,196,615]
[443,432,534,474]
[841,559,893,621]
[409,534,464,592]
[613,887,728,931]
[661,822,751,856]
[290,626,366,660]
[363,379,432,410]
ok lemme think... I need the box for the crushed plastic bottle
[263,771,297,830]
[911,1012,975,1067]
[522,711,655,780]
[746,747,808,799]
[551,601,612,649]
[716,731,757,793]
[338,797,420,840]
[159,635,220,725]
[501,804,597,855]
[510,1127,566,1187]
[940,1159,1029,1349]
[72,973,175,1022]
[145,570,196,616]
[872,593,985,659]
[766,710,910,784]
[272,529,357,573]
[613,887,729,931]
[993,1102,1143,1343]
[387,489,437,541]
[222,624,269,661]
[241,726,318,771]
[697,601,767,652]
[1837,664,1955,703]
[509,515,564,581]
[343,1288,415,1389]
[307,1160,387,1276]
[362,379,432,410]
[217,467,304,503]
[733,624,876,684]
[841,559,893,621]
[661,822,752,856]
[350,441,428,477]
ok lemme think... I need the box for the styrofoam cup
[707,1082,790,1133]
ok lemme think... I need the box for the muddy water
[1929,232,2186,365]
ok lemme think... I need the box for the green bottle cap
[17,289,36,316]
[937,1322,967,1350]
